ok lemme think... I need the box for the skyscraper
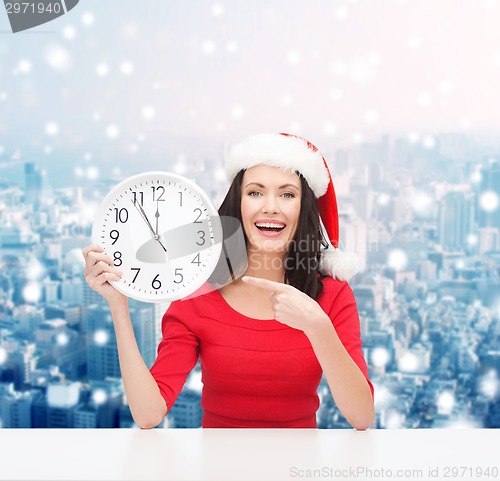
[24,163,43,209]
[478,161,500,230]
[167,388,202,428]
[87,305,120,381]
[438,191,474,251]
[0,383,32,427]
[87,302,156,381]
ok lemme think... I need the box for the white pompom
[319,247,364,281]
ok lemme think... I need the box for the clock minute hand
[132,198,155,235]
[155,201,160,236]
[131,199,168,252]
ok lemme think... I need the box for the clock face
[91,171,223,302]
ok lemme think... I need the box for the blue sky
[1,0,500,167]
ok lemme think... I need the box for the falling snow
[94,330,109,346]
[96,62,109,76]
[92,389,108,405]
[45,122,59,136]
[120,61,134,75]
[479,190,499,212]
[63,26,77,39]
[23,283,42,303]
[0,347,7,365]
[142,105,156,120]
[106,125,120,139]
[44,45,71,72]
[82,12,95,26]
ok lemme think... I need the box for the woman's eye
[248,191,261,197]
[282,192,295,198]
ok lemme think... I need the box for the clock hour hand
[131,199,168,252]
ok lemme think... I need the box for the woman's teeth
[255,222,285,231]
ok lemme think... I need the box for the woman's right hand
[82,244,127,306]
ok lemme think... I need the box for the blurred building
[438,191,474,251]
[167,388,202,428]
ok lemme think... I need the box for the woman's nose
[261,197,280,214]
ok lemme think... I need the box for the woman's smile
[253,219,287,237]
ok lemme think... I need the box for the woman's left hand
[241,276,330,336]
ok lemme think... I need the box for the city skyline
[1,129,499,429]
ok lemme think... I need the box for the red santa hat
[225,132,363,281]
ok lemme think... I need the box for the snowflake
[410,191,433,216]
[45,44,71,72]
[120,61,134,75]
[17,59,32,74]
[82,12,95,26]
[96,62,110,77]
[231,105,245,119]
[23,282,41,303]
[377,193,391,206]
[323,122,337,136]
[398,350,419,372]
[142,105,156,120]
[364,109,380,124]
[202,40,216,55]
[371,347,390,368]
[479,190,499,212]
[334,6,349,20]
[226,41,238,53]
[211,4,224,16]
[106,125,120,139]
[422,135,436,149]
[56,333,69,346]
[437,391,455,415]
[63,26,76,39]
[471,170,482,183]
[479,370,499,400]
[0,347,7,365]
[92,389,108,405]
[45,122,59,136]
[385,410,405,429]
[86,166,99,180]
[26,258,44,280]
[94,330,109,346]
[286,50,301,65]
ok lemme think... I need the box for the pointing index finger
[241,276,285,291]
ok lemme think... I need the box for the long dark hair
[212,169,328,300]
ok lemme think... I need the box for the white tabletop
[0,428,499,481]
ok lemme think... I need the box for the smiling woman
[83,132,374,430]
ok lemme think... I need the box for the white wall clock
[91,171,223,302]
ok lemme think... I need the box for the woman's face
[240,165,302,256]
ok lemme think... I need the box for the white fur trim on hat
[319,247,363,281]
[226,133,330,197]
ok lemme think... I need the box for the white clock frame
[91,171,222,302]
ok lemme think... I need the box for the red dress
[150,276,373,428]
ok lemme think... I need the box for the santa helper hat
[225,132,363,281]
